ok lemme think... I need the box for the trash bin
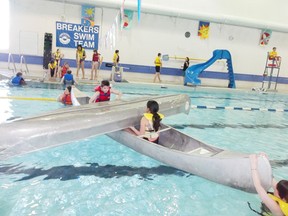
[113,67,123,82]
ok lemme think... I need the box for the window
[0,0,10,50]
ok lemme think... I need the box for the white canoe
[108,124,272,193]
[0,94,190,160]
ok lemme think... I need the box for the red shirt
[92,53,99,62]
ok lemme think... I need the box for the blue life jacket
[63,74,74,85]
[11,76,22,85]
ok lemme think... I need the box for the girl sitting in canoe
[130,100,164,143]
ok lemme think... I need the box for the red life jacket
[92,53,99,62]
[62,94,72,105]
[94,86,111,102]
[61,66,68,78]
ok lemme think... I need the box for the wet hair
[277,180,288,202]
[115,50,119,54]
[186,57,190,61]
[16,72,22,77]
[101,80,110,87]
[67,70,72,74]
[77,44,82,50]
[147,100,162,131]
[66,86,72,93]
[158,53,161,57]
[50,59,55,63]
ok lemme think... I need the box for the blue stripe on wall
[1,52,288,84]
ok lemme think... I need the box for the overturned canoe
[0,94,190,160]
[108,124,272,193]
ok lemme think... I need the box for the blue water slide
[184,50,236,88]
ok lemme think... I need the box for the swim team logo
[56,21,99,49]
[59,33,71,45]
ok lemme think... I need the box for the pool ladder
[8,53,29,75]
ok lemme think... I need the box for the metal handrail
[8,53,17,74]
[20,55,29,74]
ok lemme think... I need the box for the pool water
[0,81,288,216]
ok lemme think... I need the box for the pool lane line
[0,96,57,102]
[191,105,288,112]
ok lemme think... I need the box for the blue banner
[56,21,99,50]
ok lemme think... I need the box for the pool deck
[1,68,287,93]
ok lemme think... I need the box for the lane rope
[1,96,287,111]
[191,105,288,112]
[0,96,57,102]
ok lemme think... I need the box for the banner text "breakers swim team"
[56,22,99,50]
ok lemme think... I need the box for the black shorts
[155,66,161,73]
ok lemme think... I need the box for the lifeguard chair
[261,52,281,90]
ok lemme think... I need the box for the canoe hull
[108,125,272,193]
[0,94,190,160]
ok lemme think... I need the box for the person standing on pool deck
[76,44,86,79]
[90,49,101,81]
[153,53,162,83]
[53,48,63,77]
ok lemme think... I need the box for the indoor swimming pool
[0,81,287,216]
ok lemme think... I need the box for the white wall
[7,0,288,77]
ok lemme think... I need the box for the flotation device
[143,113,164,121]
[61,66,68,78]
[54,51,61,60]
[92,53,100,62]
[268,194,288,216]
[63,73,74,85]
[143,112,164,142]
[11,76,22,86]
[62,94,72,105]
[49,61,57,69]
[95,86,111,102]
[77,48,86,60]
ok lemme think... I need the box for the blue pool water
[0,81,288,216]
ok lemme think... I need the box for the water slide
[184,50,236,88]
[0,94,190,160]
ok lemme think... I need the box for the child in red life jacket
[89,80,122,103]
[57,86,73,105]
[61,62,69,78]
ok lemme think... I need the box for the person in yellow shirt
[153,53,162,83]
[76,44,86,79]
[269,47,281,66]
[113,50,119,67]
[53,49,63,77]
[48,59,57,78]
[111,50,120,81]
